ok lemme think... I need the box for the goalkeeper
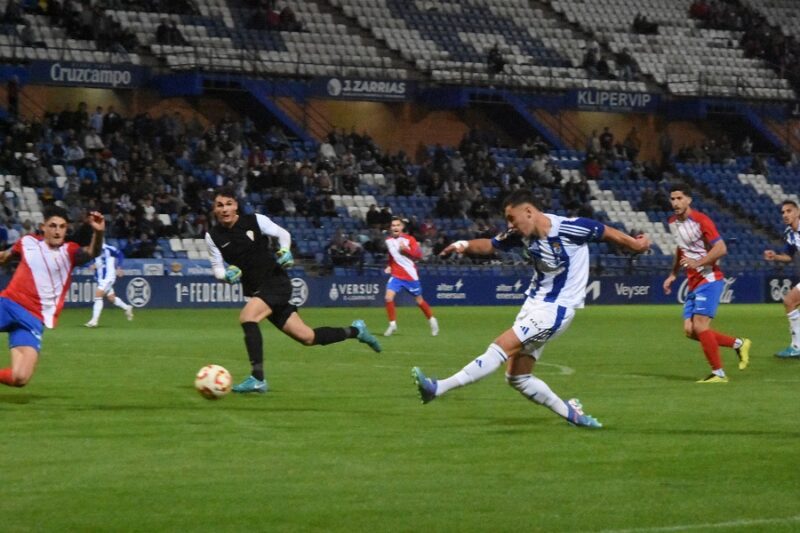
[205,186,381,394]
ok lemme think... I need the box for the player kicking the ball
[411,189,650,428]
[206,186,381,394]
[383,216,438,337]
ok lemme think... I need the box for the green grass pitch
[1,304,799,532]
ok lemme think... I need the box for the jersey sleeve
[205,232,226,280]
[697,213,722,246]
[66,241,83,267]
[491,229,524,251]
[560,218,605,244]
[255,213,291,250]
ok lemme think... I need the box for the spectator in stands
[585,130,601,156]
[623,126,641,161]
[740,136,753,155]
[632,13,658,34]
[2,183,18,220]
[599,126,614,155]
[487,43,506,83]
[84,127,104,153]
[616,48,636,81]
[584,155,601,180]
[279,5,302,32]
[327,230,364,269]
[19,20,46,48]
[4,221,20,246]
[659,130,673,165]
[3,1,23,24]
[103,106,123,135]
[582,47,598,76]
[689,0,711,22]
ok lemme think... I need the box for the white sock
[112,298,132,311]
[733,338,743,350]
[788,309,800,348]
[91,298,103,323]
[506,373,569,418]
[436,343,507,396]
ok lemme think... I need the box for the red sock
[713,331,736,348]
[697,330,723,370]
[0,367,13,386]
[418,300,433,319]
[386,301,396,321]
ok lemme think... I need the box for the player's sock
[697,329,723,371]
[506,373,569,418]
[0,367,13,386]
[731,337,743,350]
[713,331,736,348]
[90,297,103,323]
[788,309,800,348]
[112,298,131,311]
[417,300,433,319]
[386,301,396,322]
[436,343,508,396]
[242,321,264,381]
[312,327,351,345]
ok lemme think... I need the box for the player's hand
[764,249,776,261]
[384,266,391,274]
[440,240,469,257]
[633,234,650,254]
[224,265,242,284]
[663,274,676,295]
[276,248,294,269]
[87,211,105,232]
[680,257,700,270]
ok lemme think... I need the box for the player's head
[669,183,692,218]
[503,189,543,237]
[41,205,70,248]
[390,216,405,237]
[781,200,800,227]
[212,186,239,227]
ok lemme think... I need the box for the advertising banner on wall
[28,60,148,88]
[314,77,414,101]
[24,273,767,310]
[569,88,659,113]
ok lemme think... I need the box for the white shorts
[97,278,116,294]
[511,299,575,360]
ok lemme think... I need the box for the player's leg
[777,286,800,357]
[0,346,38,387]
[279,310,362,347]
[232,297,274,393]
[384,281,398,336]
[86,288,106,327]
[413,294,438,336]
[689,281,733,382]
[107,288,134,320]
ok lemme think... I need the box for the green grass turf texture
[1,304,799,533]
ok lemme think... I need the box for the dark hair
[391,216,405,224]
[213,185,237,200]
[669,183,692,196]
[502,189,537,209]
[782,200,799,209]
[43,205,70,223]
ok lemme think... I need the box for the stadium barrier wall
[0,273,786,309]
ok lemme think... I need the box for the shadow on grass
[0,393,50,404]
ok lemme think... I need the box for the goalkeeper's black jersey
[207,214,289,298]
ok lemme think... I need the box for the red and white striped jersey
[668,210,724,291]
[386,233,422,281]
[1,235,81,328]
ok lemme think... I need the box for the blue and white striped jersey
[492,214,605,309]
[94,244,124,284]
[781,225,800,257]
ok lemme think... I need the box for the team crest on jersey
[246,230,255,241]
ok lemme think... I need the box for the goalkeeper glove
[224,265,242,284]
[276,248,294,269]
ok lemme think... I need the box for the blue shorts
[683,280,724,319]
[0,297,44,352]
[387,277,422,297]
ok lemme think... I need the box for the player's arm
[681,239,726,270]
[663,247,681,295]
[75,211,106,264]
[764,244,795,263]
[600,225,650,254]
[0,246,17,265]
[205,232,233,282]
[256,213,293,268]
[401,236,423,260]
[439,238,494,257]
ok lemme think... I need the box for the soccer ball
[194,364,232,399]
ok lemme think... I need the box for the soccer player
[205,186,382,394]
[84,242,134,327]
[662,183,751,382]
[383,216,438,337]
[0,207,105,387]
[411,189,650,428]
[763,199,800,358]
